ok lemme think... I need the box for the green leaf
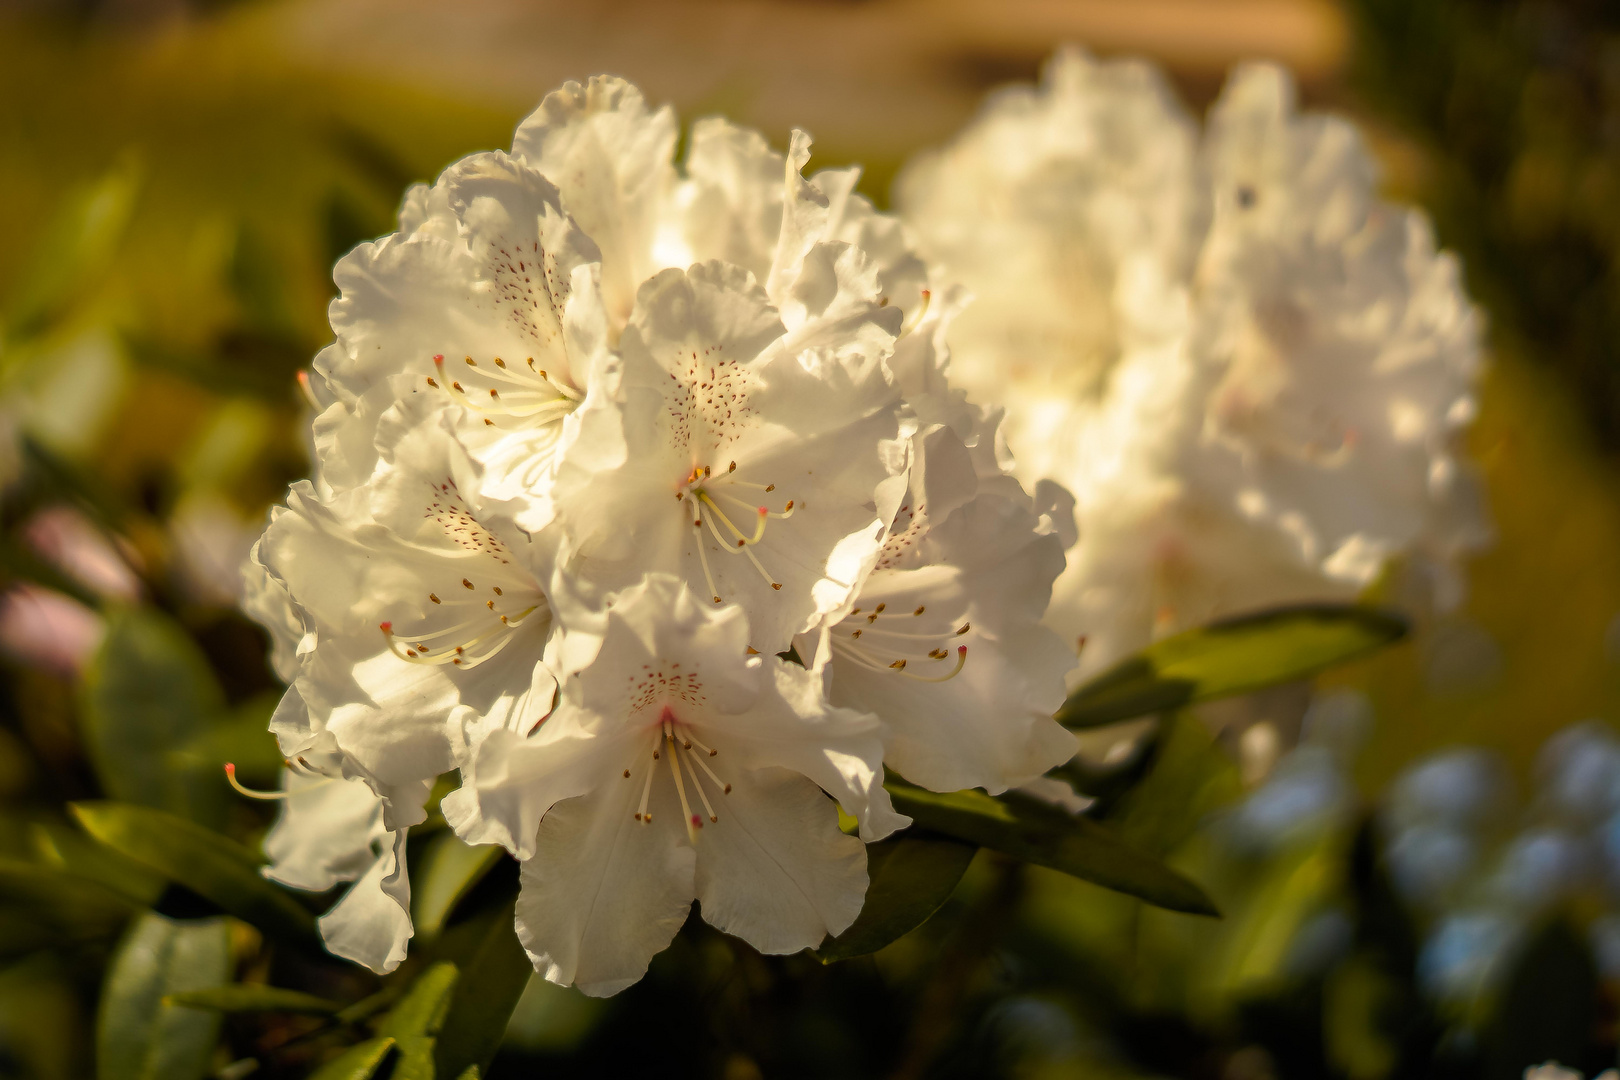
[30,821,166,908]
[378,962,460,1080]
[411,833,504,940]
[6,158,140,343]
[96,912,230,1080]
[817,832,977,962]
[1057,604,1408,729]
[70,801,319,949]
[164,986,341,1015]
[306,1038,396,1080]
[433,877,532,1080]
[884,779,1219,916]
[0,857,134,937]
[378,962,460,1040]
[78,607,232,827]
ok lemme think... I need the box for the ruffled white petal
[514,778,696,998]
[694,765,867,953]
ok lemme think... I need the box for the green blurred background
[2,0,1620,1077]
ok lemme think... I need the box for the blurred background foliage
[0,0,1619,1077]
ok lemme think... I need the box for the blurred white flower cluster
[242,76,1076,994]
[898,48,1489,680]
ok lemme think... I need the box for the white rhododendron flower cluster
[242,77,1077,994]
[898,49,1490,679]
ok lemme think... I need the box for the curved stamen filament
[380,605,537,669]
[224,762,340,801]
[697,492,767,546]
[716,489,794,520]
[430,355,578,419]
[832,639,969,683]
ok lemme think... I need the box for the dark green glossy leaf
[306,1037,396,1080]
[96,912,229,1080]
[70,801,319,949]
[1057,604,1408,729]
[165,985,341,1015]
[433,875,532,1079]
[78,608,231,827]
[412,833,504,940]
[817,832,977,962]
[884,780,1219,916]
[379,962,460,1080]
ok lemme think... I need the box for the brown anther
[765,484,775,493]
[784,500,794,511]
[526,357,535,368]
[914,606,926,616]
[723,784,732,794]
[489,388,499,398]
[452,658,464,665]
[495,357,507,368]
[874,603,886,614]
[426,376,439,388]
[890,659,908,670]
[737,539,746,548]
[712,595,722,604]
[493,587,503,595]
[746,647,759,655]
[452,381,464,392]
[623,769,631,778]
[652,750,660,760]
[487,600,495,609]
[484,418,494,425]
[770,583,782,590]
[462,579,474,589]
[465,356,476,366]
[956,623,971,635]
[728,461,736,472]
[429,593,441,604]
[406,649,418,658]
[851,629,863,639]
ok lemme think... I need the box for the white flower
[898,49,1488,676]
[243,398,554,970]
[445,573,904,997]
[540,254,903,661]
[257,740,411,974]
[802,410,1078,794]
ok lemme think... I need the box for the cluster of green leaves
[14,600,1400,1078]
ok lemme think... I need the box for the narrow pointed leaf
[412,833,504,940]
[817,832,978,962]
[165,986,342,1015]
[1058,604,1408,729]
[96,913,230,1080]
[884,780,1219,916]
[377,962,460,1040]
[433,871,532,1079]
[307,1038,396,1080]
[70,801,319,948]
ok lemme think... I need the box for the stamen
[296,370,322,411]
[692,510,723,604]
[681,750,718,824]
[224,763,293,801]
[635,751,656,822]
[665,726,700,842]
[688,733,718,757]
[690,751,731,793]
